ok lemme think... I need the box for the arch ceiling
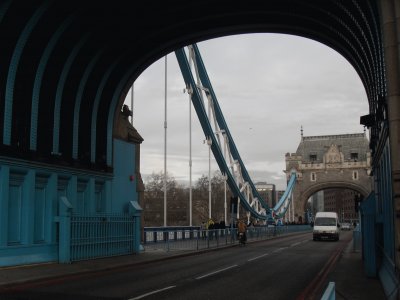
[0,0,383,171]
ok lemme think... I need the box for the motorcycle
[238,232,246,246]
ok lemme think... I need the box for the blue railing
[321,282,335,300]
[143,225,312,252]
[58,196,141,263]
[70,214,136,262]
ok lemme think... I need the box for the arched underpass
[0,1,399,297]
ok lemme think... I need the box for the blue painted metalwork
[378,140,394,260]
[58,195,140,263]
[72,50,104,159]
[59,196,72,263]
[175,48,266,219]
[175,45,297,219]
[3,2,50,145]
[106,61,135,166]
[374,138,397,296]
[272,172,296,216]
[189,44,269,211]
[360,192,377,277]
[143,225,311,251]
[321,282,335,300]
[70,213,136,262]
[353,225,361,252]
[52,34,89,154]
[0,166,10,248]
[0,0,12,23]
[90,60,119,163]
[0,156,124,267]
[30,15,75,151]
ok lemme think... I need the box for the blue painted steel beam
[53,34,89,154]
[31,15,75,151]
[90,61,118,163]
[3,2,49,145]
[273,172,296,212]
[106,58,134,166]
[72,50,104,159]
[190,44,269,211]
[175,48,267,220]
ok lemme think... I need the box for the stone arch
[299,181,370,212]
[0,1,384,173]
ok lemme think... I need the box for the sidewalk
[0,247,200,290]
[0,237,387,299]
[321,240,386,299]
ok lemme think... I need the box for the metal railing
[70,214,137,262]
[143,225,312,252]
[58,197,142,263]
[321,282,335,300]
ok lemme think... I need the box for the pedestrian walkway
[320,239,386,299]
[0,235,387,299]
[0,247,195,290]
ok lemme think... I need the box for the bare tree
[143,171,187,226]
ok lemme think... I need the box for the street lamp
[204,136,212,219]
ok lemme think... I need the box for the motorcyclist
[237,219,247,243]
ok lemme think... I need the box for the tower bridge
[0,1,399,297]
[285,132,372,222]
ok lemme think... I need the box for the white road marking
[129,285,176,300]
[290,242,301,247]
[272,247,287,253]
[248,253,269,262]
[195,264,238,280]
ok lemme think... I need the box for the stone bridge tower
[285,131,372,223]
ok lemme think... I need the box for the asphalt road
[1,231,352,300]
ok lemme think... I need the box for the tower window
[309,154,317,161]
[351,152,358,161]
[311,172,316,181]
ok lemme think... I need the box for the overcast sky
[124,33,369,190]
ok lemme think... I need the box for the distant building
[255,182,278,207]
[324,188,359,223]
[310,190,324,216]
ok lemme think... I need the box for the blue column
[59,196,72,263]
[105,180,112,213]
[88,178,95,214]
[22,170,35,245]
[130,201,142,253]
[68,175,77,210]
[0,166,9,247]
[47,174,57,243]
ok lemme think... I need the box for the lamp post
[207,136,212,219]
[163,55,167,227]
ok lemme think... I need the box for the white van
[312,212,340,241]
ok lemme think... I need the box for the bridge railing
[58,196,141,263]
[321,282,335,300]
[143,225,312,252]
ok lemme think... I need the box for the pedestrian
[201,221,206,239]
[237,218,247,242]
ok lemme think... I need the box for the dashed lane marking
[272,247,288,253]
[248,253,269,262]
[128,285,176,300]
[195,265,238,280]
